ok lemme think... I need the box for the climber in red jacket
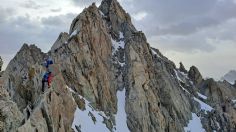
[47,72,52,88]
[41,57,54,93]
[42,71,52,92]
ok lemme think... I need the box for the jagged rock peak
[3,43,46,110]
[99,0,131,21]
[188,65,203,85]
[99,0,136,39]
[179,62,187,73]
[12,43,45,64]
[51,32,69,52]
[69,3,100,35]
[17,43,43,55]
[7,43,45,70]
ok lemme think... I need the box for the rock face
[188,66,203,86]
[3,44,47,111]
[2,45,76,132]
[99,0,135,38]
[53,3,117,114]
[0,99,24,132]
[17,69,77,132]
[1,0,236,132]
[0,58,23,132]
[199,79,236,131]
[125,32,192,132]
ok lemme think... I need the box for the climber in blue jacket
[43,57,53,69]
[41,57,54,93]
[42,71,53,92]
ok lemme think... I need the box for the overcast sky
[0,0,236,79]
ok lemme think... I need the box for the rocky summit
[0,0,236,132]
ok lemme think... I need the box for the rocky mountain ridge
[0,0,236,132]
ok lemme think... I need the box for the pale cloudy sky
[0,0,236,79]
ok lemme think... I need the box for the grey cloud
[0,15,44,54]
[155,0,236,36]
[119,0,216,25]
[41,13,75,27]
[117,0,236,53]
[150,35,215,53]
[50,8,62,12]
[157,17,219,35]
[119,0,236,35]
[147,17,236,54]
[71,0,102,7]
[211,0,236,20]
[0,12,77,55]
[21,0,45,9]
[0,7,15,23]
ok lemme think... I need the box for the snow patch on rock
[175,69,191,94]
[115,89,130,132]
[70,26,80,38]
[184,113,205,132]
[151,49,161,58]
[111,32,125,55]
[197,92,207,100]
[70,86,130,132]
[194,97,213,112]
[71,92,110,132]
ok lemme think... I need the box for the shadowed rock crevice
[41,107,53,132]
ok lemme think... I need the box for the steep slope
[17,70,77,132]
[123,32,194,132]
[52,2,119,116]
[1,0,236,132]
